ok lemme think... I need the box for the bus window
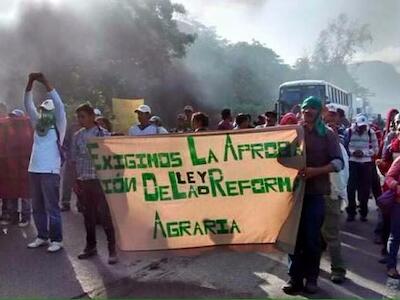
[328,86,333,103]
[279,85,326,113]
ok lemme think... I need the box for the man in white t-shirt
[128,105,167,136]
[24,73,67,253]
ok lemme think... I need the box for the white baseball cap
[326,104,338,113]
[94,108,102,116]
[135,104,151,114]
[40,99,55,111]
[355,114,368,127]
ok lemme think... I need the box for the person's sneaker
[28,238,49,248]
[60,203,71,212]
[47,242,63,253]
[78,248,97,260]
[282,279,303,295]
[18,219,30,228]
[304,280,318,294]
[330,273,345,284]
[346,215,355,222]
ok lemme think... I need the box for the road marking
[341,231,369,241]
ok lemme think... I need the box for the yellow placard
[89,126,305,253]
[112,98,144,134]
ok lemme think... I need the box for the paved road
[1,201,398,298]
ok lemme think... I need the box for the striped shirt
[71,126,110,180]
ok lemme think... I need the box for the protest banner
[88,126,305,253]
[112,98,144,134]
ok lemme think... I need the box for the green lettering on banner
[251,143,264,159]
[152,212,243,239]
[203,220,216,234]
[113,155,125,169]
[147,153,159,168]
[188,185,199,198]
[237,144,251,160]
[179,221,192,236]
[124,177,137,193]
[264,177,278,192]
[238,180,252,195]
[207,150,219,164]
[136,153,147,169]
[168,172,187,199]
[231,220,241,234]
[102,155,113,170]
[112,174,124,193]
[251,178,265,194]
[193,222,204,236]
[102,179,113,194]
[187,136,207,166]
[264,142,278,158]
[226,181,239,196]
[224,134,238,161]
[215,219,230,234]
[159,185,171,201]
[87,143,102,170]
[124,154,136,169]
[170,152,183,167]
[143,173,158,201]
[167,222,180,237]
[153,211,167,239]
[159,153,171,168]
[278,177,292,192]
[208,168,227,197]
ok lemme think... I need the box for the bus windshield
[279,85,326,113]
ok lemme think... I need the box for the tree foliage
[292,14,372,99]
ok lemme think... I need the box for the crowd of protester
[1,73,400,295]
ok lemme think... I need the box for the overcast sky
[175,0,400,68]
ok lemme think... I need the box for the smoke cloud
[0,0,203,125]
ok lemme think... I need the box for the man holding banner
[284,96,343,294]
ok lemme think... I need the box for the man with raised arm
[25,73,67,253]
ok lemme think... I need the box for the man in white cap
[344,114,379,222]
[128,104,166,136]
[24,73,67,253]
[149,115,168,134]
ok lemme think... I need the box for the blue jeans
[387,202,400,269]
[30,173,63,242]
[289,194,325,282]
